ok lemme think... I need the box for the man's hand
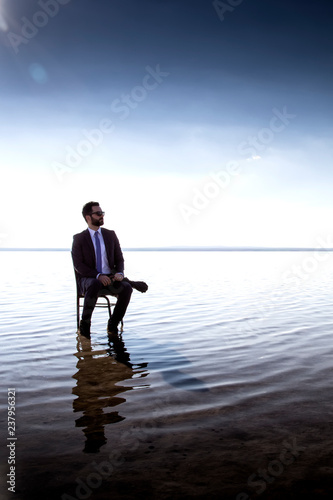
[113,273,124,282]
[98,274,112,286]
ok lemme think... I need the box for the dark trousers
[79,277,132,326]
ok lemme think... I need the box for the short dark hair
[82,201,99,221]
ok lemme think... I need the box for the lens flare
[0,3,8,32]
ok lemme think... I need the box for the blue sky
[1,0,333,248]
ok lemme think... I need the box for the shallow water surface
[1,250,333,499]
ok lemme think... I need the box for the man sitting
[72,201,132,338]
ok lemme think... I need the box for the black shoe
[79,320,91,338]
[124,278,148,293]
[107,319,118,335]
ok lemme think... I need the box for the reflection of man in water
[73,335,140,453]
[72,201,133,338]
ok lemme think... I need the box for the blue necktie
[94,231,102,273]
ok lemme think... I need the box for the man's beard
[93,218,104,227]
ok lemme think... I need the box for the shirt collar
[88,227,102,237]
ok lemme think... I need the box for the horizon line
[1,246,333,252]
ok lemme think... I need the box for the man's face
[89,206,104,227]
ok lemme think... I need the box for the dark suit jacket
[72,228,124,279]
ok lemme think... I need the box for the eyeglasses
[90,211,105,216]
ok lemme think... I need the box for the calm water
[1,250,333,499]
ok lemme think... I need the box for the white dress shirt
[87,227,112,275]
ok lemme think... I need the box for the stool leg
[105,296,112,320]
[76,295,80,330]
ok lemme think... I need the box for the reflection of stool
[74,271,123,332]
